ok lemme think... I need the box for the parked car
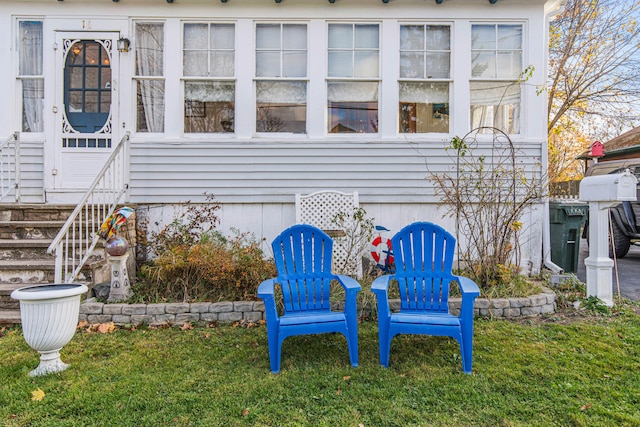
[584,159,640,258]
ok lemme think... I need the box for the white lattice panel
[295,190,362,278]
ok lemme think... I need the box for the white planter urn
[11,284,88,377]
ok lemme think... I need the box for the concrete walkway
[576,239,640,301]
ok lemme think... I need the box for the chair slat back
[272,224,334,313]
[391,222,457,313]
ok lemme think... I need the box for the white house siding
[132,138,545,272]
[0,0,561,274]
[17,140,45,203]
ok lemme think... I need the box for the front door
[51,32,121,200]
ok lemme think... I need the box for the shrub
[430,128,545,292]
[134,195,276,303]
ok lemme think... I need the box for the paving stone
[521,306,542,317]
[80,302,104,315]
[244,311,263,322]
[509,298,531,308]
[190,302,211,313]
[146,304,166,315]
[175,313,200,324]
[475,299,491,309]
[540,304,555,314]
[530,295,549,306]
[153,314,176,324]
[112,315,131,325]
[130,315,154,325]
[200,313,218,322]
[103,304,124,315]
[233,301,254,312]
[504,308,521,317]
[165,303,190,314]
[210,302,233,313]
[87,314,112,324]
[122,304,147,315]
[491,299,510,309]
[218,312,242,322]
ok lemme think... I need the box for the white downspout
[541,1,567,275]
[543,198,564,274]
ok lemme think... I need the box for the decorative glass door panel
[52,32,120,197]
[63,40,112,147]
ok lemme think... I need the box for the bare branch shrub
[430,127,545,288]
[330,207,375,276]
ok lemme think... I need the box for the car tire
[610,218,631,259]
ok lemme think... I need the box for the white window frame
[254,22,309,135]
[469,22,525,136]
[398,22,452,135]
[182,21,237,136]
[133,21,166,135]
[326,22,381,136]
[16,19,45,134]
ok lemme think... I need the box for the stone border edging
[79,287,556,326]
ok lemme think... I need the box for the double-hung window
[134,22,165,133]
[183,23,235,133]
[327,23,379,134]
[470,24,523,134]
[399,24,450,134]
[255,23,307,133]
[18,21,44,133]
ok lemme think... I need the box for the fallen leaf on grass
[31,388,45,401]
[241,409,249,417]
[580,404,592,411]
[77,320,89,329]
[343,376,351,382]
[180,322,194,331]
[96,322,116,334]
[336,387,342,396]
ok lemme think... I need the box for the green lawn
[1,306,639,427]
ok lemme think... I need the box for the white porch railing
[0,132,21,202]
[47,132,130,283]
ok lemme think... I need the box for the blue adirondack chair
[257,224,361,373]
[371,222,480,374]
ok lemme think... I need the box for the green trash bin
[549,200,589,273]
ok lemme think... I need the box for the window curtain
[19,21,44,132]
[256,81,306,104]
[136,23,165,132]
[470,81,520,133]
[327,82,378,102]
[399,82,448,103]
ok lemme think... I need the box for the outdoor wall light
[117,37,130,53]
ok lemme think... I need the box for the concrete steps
[0,204,96,324]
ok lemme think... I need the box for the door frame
[47,30,126,200]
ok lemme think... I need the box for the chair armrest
[335,274,362,293]
[455,276,480,319]
[335,274,361,315]
[456,276,480,297]
[257,278,279,321]
[371,275,393,317]
[257,278,277,299]
[371,275,392,294]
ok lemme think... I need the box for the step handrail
[0,132,21,202]
[47,132,130,283]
